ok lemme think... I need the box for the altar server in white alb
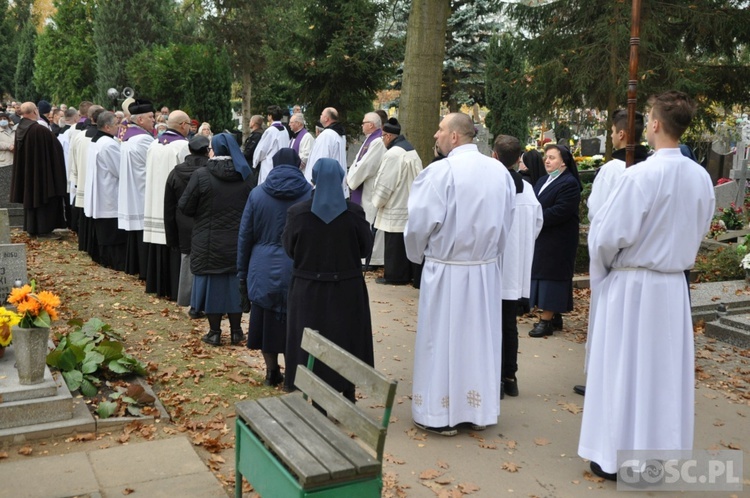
[578,91,715,480]
[305,107,347,195]
[492,135,543,398]
[253,105,288,184]
[405,113,515,436]
[83,111,127,271]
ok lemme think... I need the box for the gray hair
[97,111,117,130]
[291,113,306,126]
[64,107,78,119]
[364,112,381,129]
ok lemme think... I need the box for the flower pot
[12,326,50,385]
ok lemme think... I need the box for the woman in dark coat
[529,144,581,337]
[237,148,311,386]
[178,133,253,346]
[282,158,374,400]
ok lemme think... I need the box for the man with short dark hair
[586,109,649,223]
[405,113,515,435]
[253,105,287,184]
[492,135,543,399]
[578,91,715,480]
[10,102,68,238]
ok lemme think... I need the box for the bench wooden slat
[281,392,380,475]
[295,366,385,453]
[301,328,397,403]
[235,399,331,487]
[256,396,358,481]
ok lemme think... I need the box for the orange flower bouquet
[8,281,60,328]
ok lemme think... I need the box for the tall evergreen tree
[503,0,750,150]
[14,19,37,102]
[34,0,97,105]
[283,0,392,137]
[442,0,503,112]
[485,32,529,144]
[0,0,16,97]
[126,43,233,130]
[93,0,175,105]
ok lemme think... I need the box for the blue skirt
[529,278,574,313]
[190,274,242,314]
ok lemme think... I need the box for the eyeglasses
[180,121,190,126]
[362,121,373,125]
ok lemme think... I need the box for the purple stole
[350,129,382,205]
[291,128,309,153]
[122,125,149,142]
[272,122,285,131]
[159,130,186,145]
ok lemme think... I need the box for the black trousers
[501,299,519,379]
[384,231,417,284]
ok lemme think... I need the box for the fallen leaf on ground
[437,459,450,469]
[385,453,405,464]
[458,482,480,493]
[501,462,520,473]
[419,468,443,480]
[18,446,32,456]
[122,488,134,495]
[534,437,551,446]
[558,401,582,414]
[0,451,8,459]
[584,471,604,483]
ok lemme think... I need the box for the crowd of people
[6,90,716,482]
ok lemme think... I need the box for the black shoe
[529,320,554,337]
[188,308,205,319]
[551,313,563,330]
[413,420,457,437]
[201,330,221,346]
[376,277,408,285]
[574,384,586,396]
[503,376,519,397]
[590,461,617,481]
[230,328,245,346]
[264,368,284,387]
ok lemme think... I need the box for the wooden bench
[235,328,398,497]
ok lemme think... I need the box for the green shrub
[46,318,147,397]
[693,246,744,282]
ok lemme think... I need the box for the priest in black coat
[10,102,67,237]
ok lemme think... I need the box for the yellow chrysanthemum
[8,284,32,305]
[0,323,11,347]
[0,307,20,328]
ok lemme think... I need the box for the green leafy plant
[693,246,745,282]
[96,383,155,419]
[46,318,147,397]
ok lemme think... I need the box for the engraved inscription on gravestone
[0,243,27,300]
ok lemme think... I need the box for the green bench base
[235,417,382,498]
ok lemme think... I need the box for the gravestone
[474,124,493,157]
[0,166,24,227]
[0,209,9,244]
[581,138,601,156]
[713,181,740,214]
[728,141,748,207]
[0,243,27,302]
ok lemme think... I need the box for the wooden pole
[626,0,642,167]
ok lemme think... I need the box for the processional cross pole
[626,0,643,168]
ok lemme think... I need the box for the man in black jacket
[242,115,264,185]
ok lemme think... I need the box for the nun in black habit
[282,158,374,400]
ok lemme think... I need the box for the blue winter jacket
[237,164,312,312]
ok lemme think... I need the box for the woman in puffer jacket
[179,133,253,346]
[237,148,311,386]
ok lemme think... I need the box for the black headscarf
[521,149,546,186]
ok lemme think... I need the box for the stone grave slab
[0,166,24,227]
[0,243,26,301]
[705,313,750,349]
[0,209,9,244]
[713,180,740,213]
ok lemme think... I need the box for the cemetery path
[1,228,749,497]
